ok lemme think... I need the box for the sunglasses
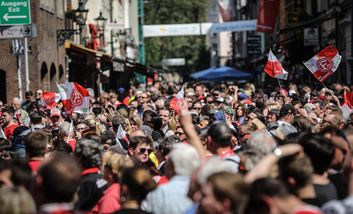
[76,127,88,131]
[139,148,153,154]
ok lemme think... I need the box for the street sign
[0,0,31,25]
[247,35,262,57]
[161,58,186,66]
[0,24,33,39]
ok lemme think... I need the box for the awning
[65,41,112,70]
[112,58,153,78]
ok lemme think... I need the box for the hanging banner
[143,20,257,37]
[256,0,279,33]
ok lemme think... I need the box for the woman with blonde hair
[92,153,134,213]
[129,115,143,133]
[0,186,36,214]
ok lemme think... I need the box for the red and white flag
[116,124,129,142]
[40,92,61,109]
[264,49,288,80]
[341,91,353,121]
[57,82,90,115]
[169,86,185,114]
[303,46,342,82]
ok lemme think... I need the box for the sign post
[0,0,31,25]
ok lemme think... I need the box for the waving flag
[303,46,342,82]
[264,49,288,80]
[40,92,61,109]
[57,82,90,115]
[116,124,129,142]
[169,86,185,114]
[344,91,353,109]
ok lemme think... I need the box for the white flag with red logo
[303,46,342,83]
[169,86,185,114]
[57,82,90,115]
[116,124,129,142]
[40,92,61,109]
[264,49,288,80]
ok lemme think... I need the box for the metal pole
[351,6,353,84]
[110,0,114,56]
[17,55,23,101]
[12,39,22,101]
[124,0,130,29]
[24,37,29,91]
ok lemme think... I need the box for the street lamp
[57,0,89,46]
[94,11,107,43]
[73,0,89,32]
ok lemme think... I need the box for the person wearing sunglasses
[128,136,153,165]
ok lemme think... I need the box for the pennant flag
[264,49,288,80]
[341,104,353,122]
[303,46,342,82]
[344,91,353,109]
[116,124,129,143]
[0,128,7,139]
[40,92,61,109]
[57,82,90,115]
[114,124,129,152]
[169,86,185,114]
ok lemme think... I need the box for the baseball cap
[213,112,226,122]
[223,106,235,115]
[50,108,61,117]
[215,97,224,103]
[279,104,295,117]
[303,103,316,113]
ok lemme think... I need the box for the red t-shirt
[28,160,43,173]
[4,124,18,139]
[67,139,76,151]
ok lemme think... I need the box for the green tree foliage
[144,0,211,71]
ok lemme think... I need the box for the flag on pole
[0,128,7,139]
[344,91,353,109]
[169,86,185,114]
[114,124,129,152]
[264,49,288,80]
[116,124,129,143]
[57,82,90,115]
[40,92,61,109]
[303,46,342,83]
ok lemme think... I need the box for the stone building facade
[0,0,66,103]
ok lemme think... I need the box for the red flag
[264,49,288,80]
[303,46,342,82]
[344,91,353,109]
[40,92,61,109]
[169,86,185,114]
[57,82,90,115]
[256,0,280,33]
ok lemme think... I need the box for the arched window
[40,62,48,81]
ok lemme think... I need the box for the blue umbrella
[191,66,253,81]
[190,67,216,79]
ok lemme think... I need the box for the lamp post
[57,0,89,46]
[73,0,89,32]
[94,11,107,47]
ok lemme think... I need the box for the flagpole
[67,119,73,144]
[277,78,282,91]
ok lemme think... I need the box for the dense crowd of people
[0,80,353,214]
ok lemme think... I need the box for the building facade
[0,0,66,103]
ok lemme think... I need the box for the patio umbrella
[191,66,253,81]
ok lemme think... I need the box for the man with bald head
[12,97,29,126]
